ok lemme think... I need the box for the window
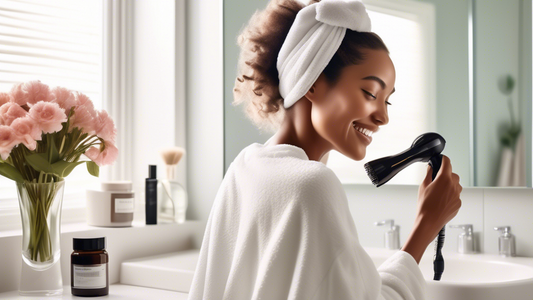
[0,0,104,226]
[326,0,436,185]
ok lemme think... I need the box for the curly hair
[233,0,389,134]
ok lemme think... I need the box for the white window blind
[0,0,103,212]
[327,0,436,185]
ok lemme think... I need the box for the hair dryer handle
[429,154,443,181]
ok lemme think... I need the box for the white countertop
[120,248,199,293]
[0,284,189,299]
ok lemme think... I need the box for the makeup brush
[160,147,185,180]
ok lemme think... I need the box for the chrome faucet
[494,226,516,257]
[374,219,400,250]
[448,224,475,253]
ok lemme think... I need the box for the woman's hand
[416,154,463,240]
[402,155,462,263]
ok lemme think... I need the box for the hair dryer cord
[429,154,445,281]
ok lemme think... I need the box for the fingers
[452,173,459,182]
[451,172,462,195]
[440,154,451,173]
[434,155,452,181]
[422,164,434,187]
[452,173,460,186]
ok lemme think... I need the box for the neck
[269,98,333,162]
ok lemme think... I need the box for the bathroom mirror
[223,0,532,187]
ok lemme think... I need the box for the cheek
[311,94,348,125]
[334,94,370,123]
[310,95,358,139]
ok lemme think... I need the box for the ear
[304,73,327,103]
[304,85,317,103]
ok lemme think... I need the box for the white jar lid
[101,181,133,192]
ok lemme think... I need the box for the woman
[188,0,463,299]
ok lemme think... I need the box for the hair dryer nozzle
[364,132,446,187]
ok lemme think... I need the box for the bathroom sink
[119,246,533,298]
[363,246,533,300]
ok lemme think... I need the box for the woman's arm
[401,216,437,264]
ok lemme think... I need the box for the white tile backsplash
[344,184,533,257]
[484,188,533,256]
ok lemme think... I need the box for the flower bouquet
[0,80,118,295]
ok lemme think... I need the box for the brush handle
[429,154,445,281]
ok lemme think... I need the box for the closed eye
[362,89,392,106]
[362,89,376,99]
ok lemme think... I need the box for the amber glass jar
[71,237,109,296]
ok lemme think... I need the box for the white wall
[185,0,224,222]
[345,184,533,257]
[132,0,188,222]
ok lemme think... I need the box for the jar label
[115,197,134,213]
[73,264,106,289]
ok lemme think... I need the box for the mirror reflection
[224,0,532,187]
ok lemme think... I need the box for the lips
[354,126,372,145]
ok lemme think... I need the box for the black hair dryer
[363,132,446,281]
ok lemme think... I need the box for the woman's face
[307,48,396,161]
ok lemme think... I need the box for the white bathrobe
[188,139,427,300]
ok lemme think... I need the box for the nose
[372,102,389,126]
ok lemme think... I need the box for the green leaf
[86,161,99,177]
[0,163,24,183]
[25,153,54,174]
[48,136,60,163]
[51,160,86,178]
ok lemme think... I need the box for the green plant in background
[497,74,521,150]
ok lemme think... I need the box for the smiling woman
[190,0,427,299]
[233,4,392,137]
[232,1,395,162]
[288,48,396,162]
[325,3,435,185]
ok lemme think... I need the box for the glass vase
[17,180,65,296]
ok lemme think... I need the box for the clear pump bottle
[157,163,188,223]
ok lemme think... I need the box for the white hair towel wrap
[276,0,372,109]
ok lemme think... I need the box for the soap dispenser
[494,226,516,257]
[374,219,400,250]
[448,224,475,253]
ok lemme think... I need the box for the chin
[342,146,366,161]
[354,150,366,161]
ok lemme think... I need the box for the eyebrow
[362,75,396,95]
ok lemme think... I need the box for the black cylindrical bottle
[146,165,158,224]
[71,237,109,297]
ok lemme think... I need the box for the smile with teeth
[352,123,373,138]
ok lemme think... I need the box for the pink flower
[21,80,55,106]
[0,102,28,126]
[9,82,25,106]
[93,110,117,143]
[70,105,95,135]
[10,117,42,151]
[85,142,118,166]
[74,92,96,118]
[0,93,13,107]
[0,125,18,160]
[51,86,76,114]
[28,101,67,134]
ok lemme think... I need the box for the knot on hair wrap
[276,0,372,109]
